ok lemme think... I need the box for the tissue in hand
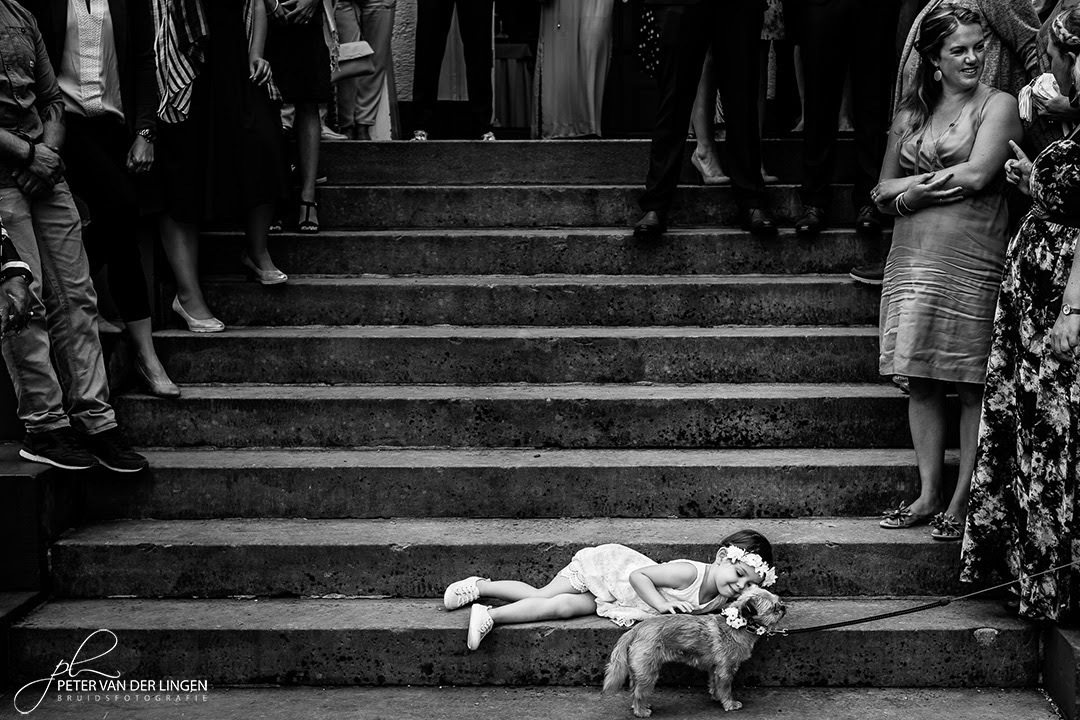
[1019,73,1062,121]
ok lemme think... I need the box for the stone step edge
[198,274,870,285]
[52,516,955,550]
[201,227,888,239]
[8,687,1062,720]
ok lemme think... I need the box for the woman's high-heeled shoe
[691,152,730,185]
[136,362,181,398]
[240,252,288,285]
[171,296,225,333]
[298,200,319,234]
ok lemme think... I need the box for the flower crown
[1053,14,1080,50]
[721,606,768,635]
[722,545,778,588]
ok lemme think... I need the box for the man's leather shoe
[795,205,826,236]
[855,204,883,233]
[741,208,778,236]
[634,211,666,240]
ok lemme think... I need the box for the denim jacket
[0,0,63,185]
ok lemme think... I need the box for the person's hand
[653,599,696,615]
[1033,93,1080,120]
[902,172,964,210]
[1051,309,1080,362]
[281,0,317,24]
[12,168,49,197]
[1004,140,1033,197]
[0,276,30,336]
[126,135,154,173]
[16,142,64,191]
[871,177,916,211]
[249,56,272,86]
[264,0,286,20]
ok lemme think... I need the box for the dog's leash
[764,559,1080,637]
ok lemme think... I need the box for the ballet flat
[171,296,225,333]
[135,362,181,399]
[240,253,288,285]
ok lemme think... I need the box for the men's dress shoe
[634,211,666,240]
[855,204,883,233]
[741,208,778,236]
[795,205,826,236]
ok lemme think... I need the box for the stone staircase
[3,139,1071,719]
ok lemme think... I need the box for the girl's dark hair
[720,529,774,566]
[898,3,984,144]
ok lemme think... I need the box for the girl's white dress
[556,543,710,626]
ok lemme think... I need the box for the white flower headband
[722,606,769,635]
[722,545,778,588]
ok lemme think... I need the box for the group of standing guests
[866,0,1080,625]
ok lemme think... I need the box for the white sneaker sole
[19,448,94,471]
[90,455,148,473]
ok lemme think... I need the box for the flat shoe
[879,502,935,529]
[930,512,964,541]
[240,253,288,285]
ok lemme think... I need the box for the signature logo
[13,629,121,715]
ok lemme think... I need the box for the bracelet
[271,0,280,11]
[896,192,914,217]
[894,194,909,218]
[20,139,34,170]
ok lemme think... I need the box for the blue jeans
[0,181,115,435]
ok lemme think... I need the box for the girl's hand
[281,0,317,24]
[249,56,272,86]
[871,177,916,211]
[1051,310,1080,361]
[654,600,696,615]
[902,172,964,210]
[1004,140,1033,197]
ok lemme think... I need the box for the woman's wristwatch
[136,128,156,143]
[1062,303,1080,316]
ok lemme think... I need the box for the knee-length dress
[557,544,711,626]
[960,125,1080,623]
[879,84,1009,384]
[533,0,615,138]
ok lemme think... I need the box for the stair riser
[51,542,966,598]
[115,396,946,449]
[194,282,879,327]
[321,140,856,186]
[9,625,1039,687]
[201,232,885,277]
[84,462,939,520]
[158,335,880,384]
[314,186,854,229]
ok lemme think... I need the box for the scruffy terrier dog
[603,586,787,717]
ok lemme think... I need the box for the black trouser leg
[454,0,494,136]
[61,114,149,323]
[799,0,852,210]
[850,0,900,207]
[412,0,455,134]
[639,5,710,216]
[714,0,766,210]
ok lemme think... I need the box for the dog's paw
[631,702,652,718]
[722,700,743,712]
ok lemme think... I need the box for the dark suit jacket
[26,0,157,134]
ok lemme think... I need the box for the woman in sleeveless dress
[872,5,1022,540]
[961,7,1080,623]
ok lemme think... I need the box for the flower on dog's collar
[721,606,768,635]
[722,545,778,587]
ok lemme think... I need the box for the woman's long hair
[1049,6,1080,95]
[897,3,985,145]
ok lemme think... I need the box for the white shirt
[58,0,124,120]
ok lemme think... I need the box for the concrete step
[199,228,886,277]
[86,448,954,522]
[51,518,974,599]
[155,326,880,384]
[320,138,857,186]
[311,185,854,229]
[6,686,1061,720]
[192,275,880,328]
[113,383,934,449]
[9,597,1038,687]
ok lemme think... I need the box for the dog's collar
[721,606,769,636]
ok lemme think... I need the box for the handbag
[332,40,376,82]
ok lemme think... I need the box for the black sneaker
[20,427,96,470]
[849,262,885,285]
[80,428,148,473]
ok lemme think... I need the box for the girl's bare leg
[476,576,581,602]
[488,592,597,625]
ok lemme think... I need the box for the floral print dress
[960,125,1080,622]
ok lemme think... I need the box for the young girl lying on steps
[443,529,778,650]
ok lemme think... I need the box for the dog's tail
[602,626,636,694]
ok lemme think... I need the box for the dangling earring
[933,68,943,82]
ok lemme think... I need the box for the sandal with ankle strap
[298,200,319,234]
